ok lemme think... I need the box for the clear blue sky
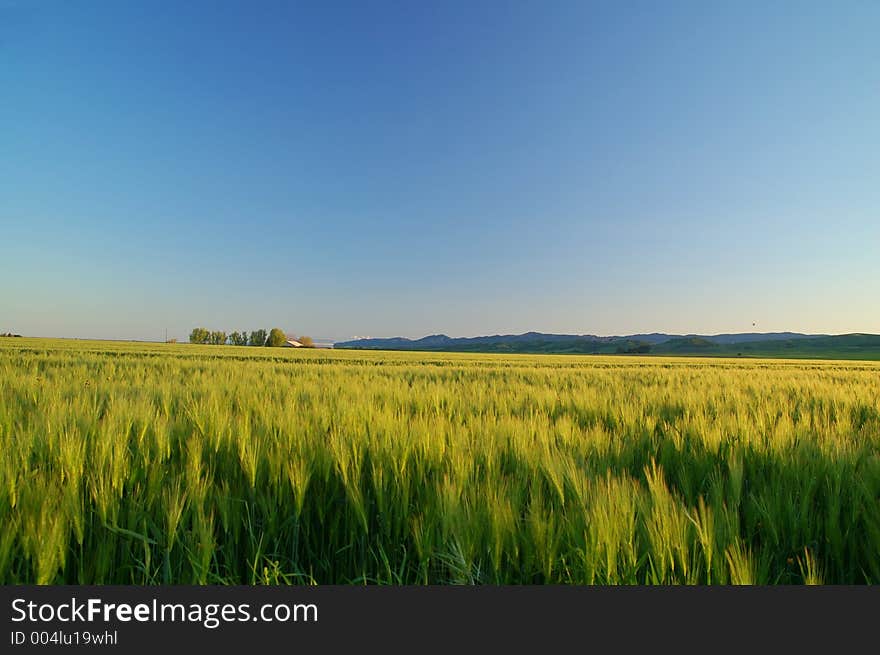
[2,1,878,342]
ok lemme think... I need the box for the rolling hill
[334,332,880,360]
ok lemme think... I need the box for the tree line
[188,327,314,347]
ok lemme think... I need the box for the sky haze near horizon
[2,1,879,342]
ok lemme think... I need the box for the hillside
[652,334,880,359]
[335,332,880,360]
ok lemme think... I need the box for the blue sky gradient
[2,1,878,341]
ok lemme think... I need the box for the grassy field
[1,338,879,584]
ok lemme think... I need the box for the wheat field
[1,338,879,584]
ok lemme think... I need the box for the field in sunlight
[2,338,879,584]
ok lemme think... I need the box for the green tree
[266,328,286,347]
[249,329,267,347]
[189,327,210,344]
[229,331,247,346]
[298,335,315,348]
[210,330,227,345]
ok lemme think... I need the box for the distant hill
[651,333,880,359]
[334,332,880,360]
[337,333,621,354]
[659,337,718,352]
[335,331,820,351]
